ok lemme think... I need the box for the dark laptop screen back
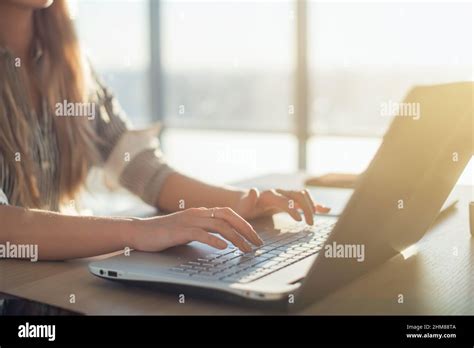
[298,82,473,306]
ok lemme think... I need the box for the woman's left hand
[235,188,330,225]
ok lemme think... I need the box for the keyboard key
[259,260,279,269]
[197,271,214,276]
[264,234,292,244]
[284,249,301,255]
[198,254,220,262]
[180,264,194,269]
[169,267,185,272]
[253,249,270,257]
[193,266,207,271]
[293,246,311,252]
[218,270,240,280]
[278,259,297,267]
[265,249,285,256]
[209,258,228,265]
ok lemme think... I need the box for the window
[159,1,298,182]
[308,2,473,136]
[73,0,151,127]
[161,0,295,132]
[73,1,472,185]
[307,2,473,181]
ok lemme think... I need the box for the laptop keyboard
[168,219,335,284]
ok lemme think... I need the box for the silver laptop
[89,82,473,309]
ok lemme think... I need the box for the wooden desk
[1,174,472,315]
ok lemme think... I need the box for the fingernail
[316,205,331,214]
[218,240,227,249]
[253,234,263,245]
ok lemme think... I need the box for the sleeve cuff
[0,189,9,205]
[101,123,176,207]
[102,123,161,189]
[119,149,176,206]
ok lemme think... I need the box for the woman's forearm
[156,172,247,213]
[0,202,263,261]
[0,205,134,260]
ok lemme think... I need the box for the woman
[0,0,329,262]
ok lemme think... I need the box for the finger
[297,190,315,225]
[291,196,331,214]
[301,189,317,224]
[184,207,262,247]
[214,207,263,246]
[195,217,252,252]
[301,190,331,214]
[178,228,228,250]
[276,189,314,225]
[302,189,318,213]
[260,190,302,222]
[315,204,331,213]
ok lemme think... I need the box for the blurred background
[69,0,472,207]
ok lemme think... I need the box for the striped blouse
[0,45,175,211]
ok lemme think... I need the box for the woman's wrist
[119,217,143,250]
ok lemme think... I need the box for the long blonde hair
[0,0,98,208]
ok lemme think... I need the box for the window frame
[149,0,381,171]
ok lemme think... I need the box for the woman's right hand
[128,207,264,253]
